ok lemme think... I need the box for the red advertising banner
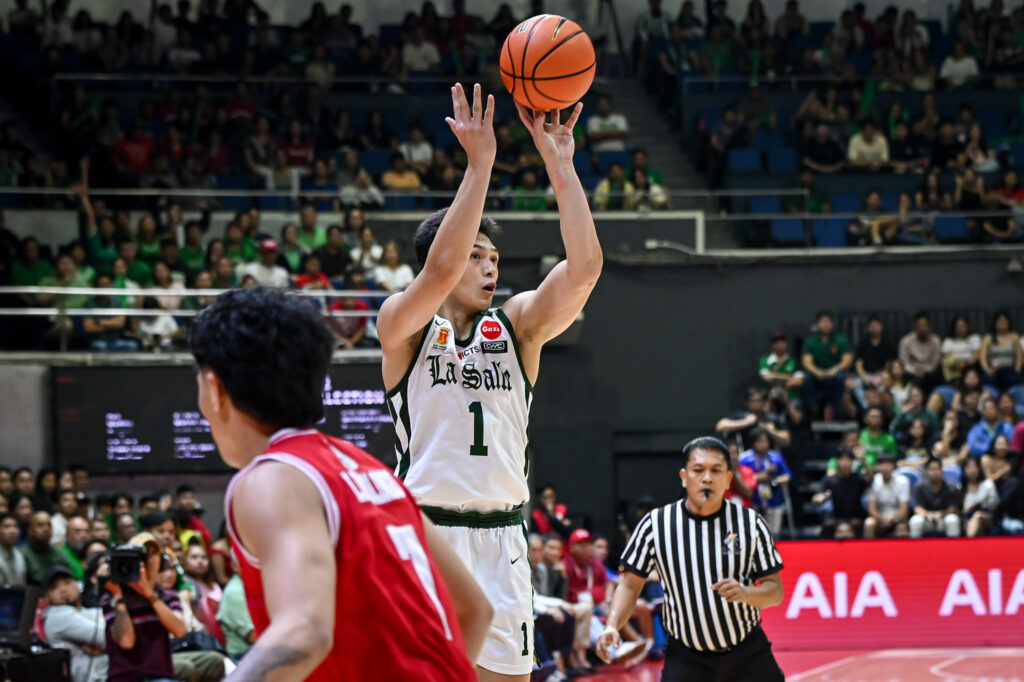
[760,538,1024,650]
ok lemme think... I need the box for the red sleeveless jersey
[225,428,477,682]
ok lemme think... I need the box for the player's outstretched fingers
[565,102,583,130]
[515,103,534,132]
[483,93,495,125]
[472,83,482,121]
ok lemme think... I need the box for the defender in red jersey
[190,288,492,682]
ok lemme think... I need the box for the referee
[597,437,786,681]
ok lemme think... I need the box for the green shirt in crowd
[137,237,163,265]
[86,233,117,275]
[803,332,853,370]
[512,187,548,212]
[60,544,84,581]
[38,274,92,309]
[297,227,328,251]
[225,239,257,266]
[759,352,802,401]
[18,542,71,586]
[11,259,55,286]
[126,259,153,286]
[890,408,939,441]
[180,245,206,274]
[217,574,255,659]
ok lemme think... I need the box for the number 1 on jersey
[469,401,488,457]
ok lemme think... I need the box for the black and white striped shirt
[621,499,783,652]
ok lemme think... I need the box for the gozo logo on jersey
[481,320,502,340]
[427,356,513,391]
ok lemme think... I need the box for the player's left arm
[225,463,337,682]
[503,103,603,357]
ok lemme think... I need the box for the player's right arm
[224,463,337,682]
[376,84,495,368]
[419,511,494,662]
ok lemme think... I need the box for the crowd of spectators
[716,309,1024,539]
[0,466,245,681]
[1,187,424,350]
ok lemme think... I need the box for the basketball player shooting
[377,82,603,681]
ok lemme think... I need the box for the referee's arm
[596,570,647,662]
[712,571,784,609]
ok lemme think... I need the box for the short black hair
[924,456,943,470]
[413,208,501,269]
[327,224,343,237]
[535,483,556,496]
[748,426,770,445]
[681,436,732,468]
[140,510,173,530]
[139,494,160,507]
[56,488,76,500]
[68,464,88,475]
[914,310,930,323]
[745,386,766,401]
[12,466,32,479]
[176,484,196,496]
[189,288,336,430]
[815,310,833,322]
[836,445,855,460]
[112,492,134,508]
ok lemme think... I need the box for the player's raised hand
[445,82,495,168]
[516,102,583,168]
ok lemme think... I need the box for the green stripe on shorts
[422,505,524,528]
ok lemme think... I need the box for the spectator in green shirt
[512,170,548,211]
[117,240,153,286]
[38,253,91,309]
[759,331,805,402]
[858,406,897,467]
[180,223,207,277]
[784,170,832,213]
[297,205,328,251]
[223,222,256,266]
[18,510,71,586]
[217,569,256,661]
[68,241,96,285]
[135,214,164,265]
[628,148,664,186]
[802,311,854,420]
[11,237,55,301]
[890,384,939,442]
[59,515,90,581]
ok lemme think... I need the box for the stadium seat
[943,465,961,486]
[1010,144,1024,169]
[897,467,922,490]
[881,193,899,212]
[933,216,969,243]
[750,196,782,214]
[933,385,957,411]
[579,174,601,192]
[754,129,785,151]
[573,150,595,176]
[811,217,848,247]
[1007,385,1024,417]
[360,150,391,177]
[597,150,630,173]
[728,149,762,174]
[767,148,799,173]
[214,175,254,211]
[770,218,806,245]
[831,193,861,214]
[384,194,418,211]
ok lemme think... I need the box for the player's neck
[222,416,278,468]
[437,300,485,340]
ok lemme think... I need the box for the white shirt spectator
[42,13,73,47]
[149,282,187,310]
[400,140,434,167]
[374,263,415,292]
[868,472,911,517]
[43,604,108,682]
[402,40,441,72]
[139,315,179,349]
[586,112,630,152]
[350,244,384,272]
[167,44,202,71]
[940,54,979,87]
[0,544,27,585]
[941,334,981,363]
[848,131,890,164]
[152,17,178,54]
[72,27,102,53]
[237,261,290,288]
[962,478,999,512]
[340,182,384,208]
[50,513,69,547]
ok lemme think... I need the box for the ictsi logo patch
[481,320,502,340]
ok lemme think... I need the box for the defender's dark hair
[189,288,336,430]
[140,510,173,530]
[413,207,501,269]
[913,310,930,323]
[176,484,196,496]
[681,436,732,468]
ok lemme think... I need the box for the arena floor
[579,647,1024,681]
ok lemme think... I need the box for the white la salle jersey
[387,308,532,512]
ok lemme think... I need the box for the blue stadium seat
[933,385,957,410]
[580,175,601,192]
[933,215,969,242]
[897,467,922,490]
[573,150,595,175]
[1007,385,1024,417]
[754,129,785,151]
[943,466,961,486]
[831,193,861,214]
[881,192,899,212]
[767,148,799,173]
[808,22,835,44]
[214,175,254,211]
[384,194,418,211]
[421,117,456,151]
[360,150,391,177]
[1010,143,1024,169]
[750,196,781,214]
[384,112,408,138]
[771,218,806,245]
[728,149,762,174]
[597,150,631,174]
[812,218,848,247]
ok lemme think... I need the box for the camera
[109,546,146,584]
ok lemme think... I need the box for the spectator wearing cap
[813,447,868,537]
[562,528,609,608]
[864,453,910,538]
[909,457,961,538]
[237,239,290,288]
[759,331,804,403]
[18,510,72,585]
[101,532,187,682]
[312,225,353,282]
[43,565,109,682]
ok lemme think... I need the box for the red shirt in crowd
[226,429,476,682]
[563,551,609,605]
[295,272,331,290]
[113,137,154,174]
[226,96,259,124]
[724,463,758,507]
[282,138,314,167]
[531,503,568,535]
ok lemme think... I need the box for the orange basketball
[500,14,596,113]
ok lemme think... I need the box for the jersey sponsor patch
[458,345,480,360]
[482,340,507,354]
[481,320,502,340]
[437,328,450,345]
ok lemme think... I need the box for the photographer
[101,532,186,682]
[42,565,108,682]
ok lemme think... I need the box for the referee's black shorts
[661,626,785,682]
